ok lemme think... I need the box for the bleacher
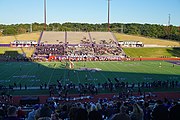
[34,31,125,60]
[67,32,91,44]
[41,31,65,44]
[40,31,117,45]
[90,32,117,44]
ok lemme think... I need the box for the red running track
[11,92,180,105]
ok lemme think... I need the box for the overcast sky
[0,0,180,26]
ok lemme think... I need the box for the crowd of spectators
[34,44,65,56]
[0,93,180,120]
[33,38,123,61]
[93,46,122,56]
[0,78,180,120]
[1,77,180,120]
[65,46,94,57]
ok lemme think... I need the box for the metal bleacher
[40,31,65,44]
[90,32,117,44]
[39,31,117,45]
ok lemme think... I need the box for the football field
[0,61,179,87]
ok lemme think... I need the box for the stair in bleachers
[38,31,44,45]
[111,32,119,44]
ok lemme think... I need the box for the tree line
[0,22,179,41]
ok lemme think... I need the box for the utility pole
[121,25,124,33]
[168,14,171,26]
[167,14,171,39]
[108,0,110,32]
[44,0,47,31]
[30,24,32,33]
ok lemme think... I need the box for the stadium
[0,0,180,120]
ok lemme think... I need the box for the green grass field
[123,47,180,58]
[0,61,179,88]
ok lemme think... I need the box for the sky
[0,0,180,26]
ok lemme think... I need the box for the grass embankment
[0,32,39,57]
[123,47,180,58]
[0,32,40,43]
[114,33,180,47]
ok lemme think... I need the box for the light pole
[44,0,47,31]
[108,0,111,32]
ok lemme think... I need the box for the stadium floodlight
[44,0,47,31]
[107,0,111,32]
[168,14,171,26]
[167,14,171,39]
[30,24,32,32]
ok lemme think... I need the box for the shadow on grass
[0,51,28,61]
[167,47,180,57]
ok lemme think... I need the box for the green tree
[3,27,17,35]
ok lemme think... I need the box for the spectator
[17,107,25,119]
[109,113,131,120]
[169,104,180,120]
[152,100,169,120]
[74,108,88,120]
[143,102,152,120]
[88,104,102,120]
[51,112,61,120]
[38,117,51,120]
[69,107,78,120]
[109,103,130,120]
[59,104,69,120]
[130,103,144,120]
[27,104,40,120]
[5,106,19,120]
[36,104,52,120]
[0,106,6,120]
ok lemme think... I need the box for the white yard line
[90,61,109,82]
[105,61,154,82]
[7,70,19,81]
[57,63,63,80]
[71,62,80,84]
[0,63,17,76]
[76,70,81,84]
[0,68,10,76]
[47,64,57,86]
[147,62,179,78]
[142,61,170,74]
[12,63,37,87]
[102,62,120,79]
[87,70,96,85]
[63,68,67,86]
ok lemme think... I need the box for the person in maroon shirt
[17,107,26,119]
